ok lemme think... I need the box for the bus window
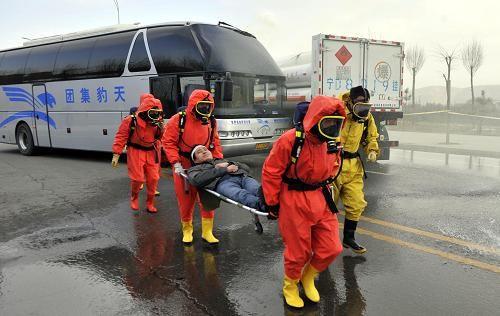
[24,43,61,82]
[179,77,204,94]
[179,77,205,107]
[150,75,178,118]
[0,48,32,85]
[88,31,134,77]
[53,37,96,79]
[147,26,204,74]
[213,76,285,116]
[128,33,151,72]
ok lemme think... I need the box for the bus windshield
[213,76,286,117]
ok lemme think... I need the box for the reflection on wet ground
[1,145,499,315]
[389,149,500,178]
[0,199,375,315]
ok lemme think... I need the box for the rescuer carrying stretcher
[335,86,380,254]
[111,93,164,213]
[162,89,223,245]
[262,95,346,308]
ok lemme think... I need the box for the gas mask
[139,108,163,127]
[350,102,372,123]
[348,86,371,123]
[194,100,214,125]
[311,115,345,153]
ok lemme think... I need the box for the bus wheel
[16,123,36,156]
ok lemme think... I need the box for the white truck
[280,34,404,160]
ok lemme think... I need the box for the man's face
[194,146,213,163]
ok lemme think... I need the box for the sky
[1,0,498,89]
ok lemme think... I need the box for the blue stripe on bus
[0,110,57,129]
[2,87,45,109]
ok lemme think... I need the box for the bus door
[150,75,179,119]
[31,84,51,147]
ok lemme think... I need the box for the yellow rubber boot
[283,275,304,308]
[181,221,193,244]
[201,217,219,244]
[301,264,320,302]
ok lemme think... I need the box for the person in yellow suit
[335,86,379,254]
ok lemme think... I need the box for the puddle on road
[389,149,500,178]
[0,261,135,315]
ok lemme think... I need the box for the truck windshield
[213,76,286,116]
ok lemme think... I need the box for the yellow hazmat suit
[334,89,379,253]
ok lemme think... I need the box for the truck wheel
[16,123,36,156]
[379,124,389,141]
[379,124,390,160]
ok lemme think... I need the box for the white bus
[0,22,290,156]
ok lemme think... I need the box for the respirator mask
[194,100,214,125]
[312,115,345,153]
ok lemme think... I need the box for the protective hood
[140,93,155,105]
[153,98,163,110]
[302,95,346,134]
[137,93,158,114]
[136,94,162,130]
[186,89,215,115]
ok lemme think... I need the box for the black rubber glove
[266,204,280,220]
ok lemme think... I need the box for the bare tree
[437,46,457,109]
[461,40,483,110]
[437,46,457,144]
[405,46,425,106]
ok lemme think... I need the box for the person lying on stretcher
[187,145,265,212]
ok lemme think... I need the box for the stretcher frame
[179,172,268,234]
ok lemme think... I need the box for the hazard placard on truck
[311,34,404,159]
[312,34,404,119]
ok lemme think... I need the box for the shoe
[283,275,304,308]
[201,217,219,244]
[130,193,139,211]
[343,219,366,254]
[130,181,142,211]
[301,264,320,302]
[181,221,194,244]
[146,194,157,213]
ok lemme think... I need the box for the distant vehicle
[0,22,290,156]
[279,34,404,160]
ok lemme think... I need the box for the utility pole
[446,56,451,144]
[113,0,120,24]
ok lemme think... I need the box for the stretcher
[179,172,268,234]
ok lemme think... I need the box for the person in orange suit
[112,94,163,213]
[261,95,346,308]
[162,89,223,245]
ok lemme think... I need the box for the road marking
[403,110,449,116]
[449,111,500,121]
[339,223,500,274]
[365,170,390,175]
[363,215,499,255]
[339,211,499,255]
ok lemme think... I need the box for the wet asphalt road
[0,144,499,315]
